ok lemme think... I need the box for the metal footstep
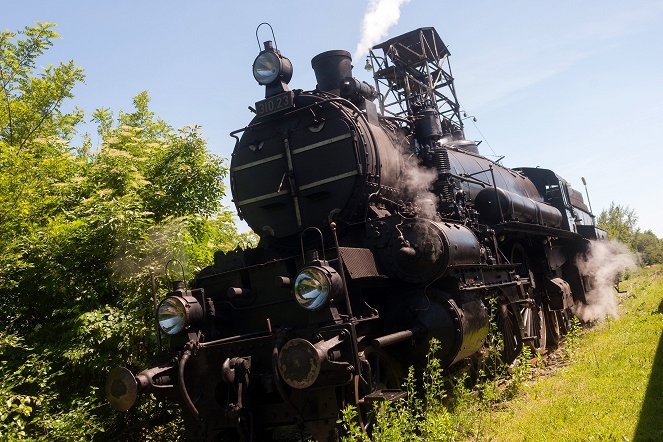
[363,389,407,403]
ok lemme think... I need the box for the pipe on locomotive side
[475,187,563,227]
[370,326,424,348]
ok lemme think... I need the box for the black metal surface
[338,247,383,279]
[475,187,563,227]
[311,50,352,94]
[373,217,482,284]
[231,92,405,242]
[372,27,449,62]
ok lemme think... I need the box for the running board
[361,389,407,403]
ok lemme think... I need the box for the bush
[0,23,254,439]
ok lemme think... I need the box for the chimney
[311,50,353,95]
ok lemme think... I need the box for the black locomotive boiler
[106,27,606,440]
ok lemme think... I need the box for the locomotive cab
[516,167,606,239]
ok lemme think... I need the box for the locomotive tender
[106,27,605,440]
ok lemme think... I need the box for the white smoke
[573,239,637,322]
[111,218,190,280]
[400,153,439,220]
[354,0,412,61]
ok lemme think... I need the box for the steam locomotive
[106,27,605,440]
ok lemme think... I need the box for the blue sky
[6,0,663,236]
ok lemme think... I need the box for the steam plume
[112,218,190,280]
[354,0,412,61]
[400,153,439,220]
[573,239,637,322]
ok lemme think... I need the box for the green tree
[0,23,253,440]
[0,22,84,290]
[596,203,663,265]
[634,230,663,265]
[597,202,639,248]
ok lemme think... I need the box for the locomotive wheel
[509,243,547,353]
[544,302,562,348]
[557,309,572,335]
[522,296,547,354]
[496,302,523,365]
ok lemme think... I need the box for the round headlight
[157,297,187,335]
[294,267,330,310]
[253,51,281,85]
[294,266,343,311]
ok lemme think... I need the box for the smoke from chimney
[573,239,637,322]
[354,0,412,61]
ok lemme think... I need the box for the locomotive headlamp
[252,51,281,85]
[293,266,342,311]
[157,295,203,335]
[252,41,293,86]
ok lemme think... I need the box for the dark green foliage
[634,230,663,265]
[0,23,253,440]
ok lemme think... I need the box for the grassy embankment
[472,265,663,441]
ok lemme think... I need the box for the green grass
[339,266,663,441]
[472,265,663,441]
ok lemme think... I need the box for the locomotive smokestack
[311,50,353,95]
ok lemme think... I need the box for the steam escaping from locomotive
[111,220,189,278]
[354,0,412,60]
[574,240,637,322]
[400,153,440,220]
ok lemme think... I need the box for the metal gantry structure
[368,27,464,136]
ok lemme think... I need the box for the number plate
[255,91,294,117]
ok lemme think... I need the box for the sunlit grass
[475,265,663,441]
